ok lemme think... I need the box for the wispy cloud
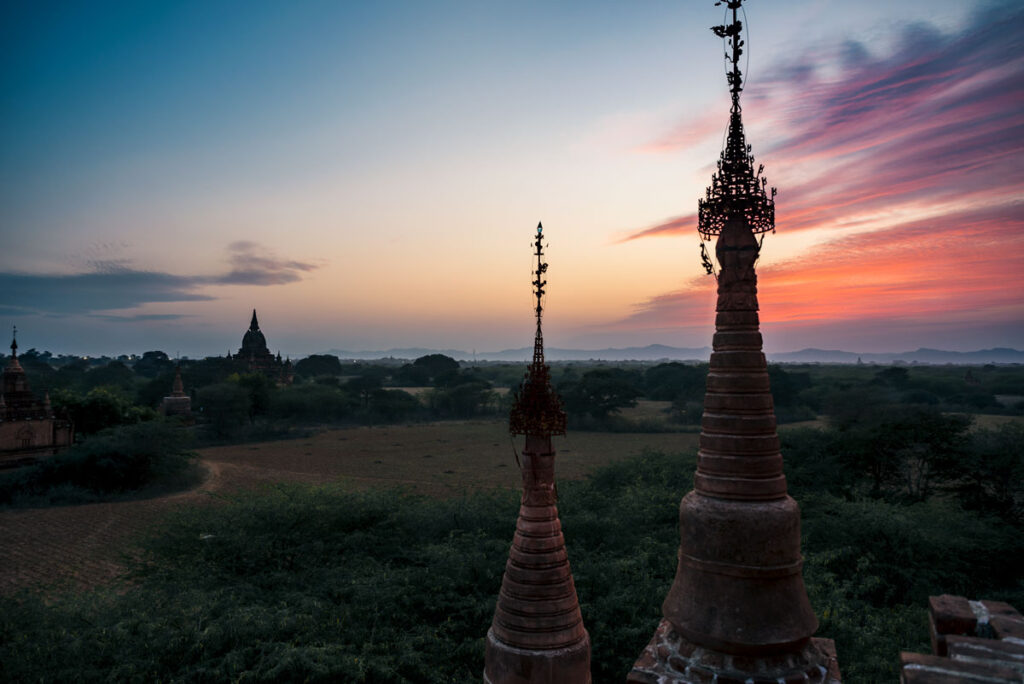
[623,2,1024,242]
[610,3,1024,348]
[88,313,195,323]
[0,242,319,317]
[217,241,317,286]
[611,205,1024,348]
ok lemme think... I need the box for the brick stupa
[160,364,192,419]
[629,3,840,682]
[484,223,591,684]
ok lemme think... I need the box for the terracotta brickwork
[0,333,73,468]
[901,595,1024,683]
[629,3,836,681]
[160,365,192,420]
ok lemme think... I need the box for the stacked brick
[484,434,590,684]
[899,595,1024,683]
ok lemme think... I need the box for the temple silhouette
[228,310,294,385]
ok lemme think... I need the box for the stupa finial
[713,0,746,104]
[509,222,566,438]
[699,0,776,249]
[532,223,548,359]
[10,325,17,358]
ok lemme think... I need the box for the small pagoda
[160,364,193,421]
[629,3,840,682]
[484,223,591,684]
[0,328,73,468]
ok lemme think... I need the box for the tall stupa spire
[485,222,590,684]
[630,3,839,682]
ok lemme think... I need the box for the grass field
[0,420,699,594]
[198,419,699,497]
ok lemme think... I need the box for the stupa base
[484,628,591,684]
[628,619,841,684]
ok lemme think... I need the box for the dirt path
[0,422,698,595]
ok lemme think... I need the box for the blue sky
[2,0,1019,357]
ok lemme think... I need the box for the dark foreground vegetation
[2,352,1021,680]
[3,415,1022,682]
[0,421,197,508]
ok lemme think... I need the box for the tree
[271,384,359,422]
[393,363,431,386]
[294,354,343,379]
[833,403,971,500]
[767,364,811,407]
[413,354,459,380]
[133,351,174,378]
[958,423,1024,520]
[197,383,249,437]
[233,373,272,423]
[644,362,706,402]
[84,361,137,393]
[427,381,495,418]
[369,389,422,421]
[346,374,383,407]
[51,387,154,436]
[561,368,640,420]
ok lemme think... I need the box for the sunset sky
[1,0,1021,357]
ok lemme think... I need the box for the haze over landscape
[1,0,1021,358]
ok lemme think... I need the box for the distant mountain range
[322,345,1024,365]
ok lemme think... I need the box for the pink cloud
[608,5,1024,349]
[610,205,1024,349]
[624,5,1024,242]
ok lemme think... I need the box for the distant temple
[160,365,192,420]
[229,310,293,385]
[0,329,73,468]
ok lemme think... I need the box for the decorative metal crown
[697,0,776,241]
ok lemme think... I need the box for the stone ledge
[899,651,1020,684]
[627,618,840,684]
[910,595,1024,683]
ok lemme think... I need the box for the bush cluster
[0,421,195,507]
[3,442,1021,681]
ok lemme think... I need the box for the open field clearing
[197,419,699,496]
[617,399,675,423]
[0,420,699,595]
[967,413,1024,429]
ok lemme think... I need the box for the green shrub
[2,446,1020,682]
[0,421,194,506]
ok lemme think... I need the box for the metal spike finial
[510,222,565,437]
[712,0,747,106]
[532,223,549,329]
